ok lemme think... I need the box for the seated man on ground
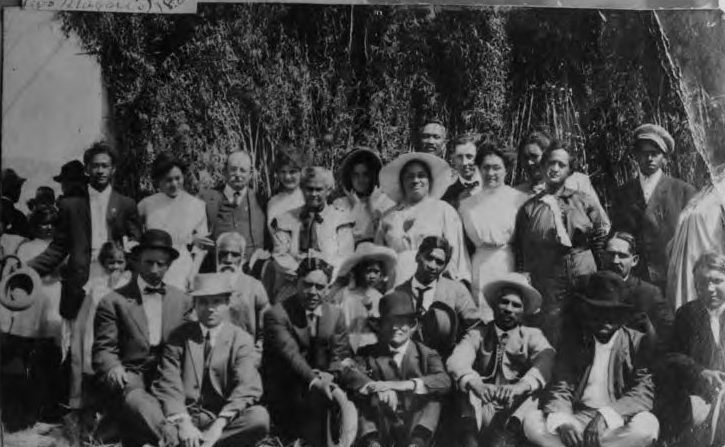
[152,273,269,447]
[262,255,351,445]
[523,271,659,447]
[447,272,555,447]
[339,290,451,447]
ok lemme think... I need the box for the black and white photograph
[1,3,725,447]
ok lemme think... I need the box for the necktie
[462,181,479,189]
[233,191,242,207]
[300,209,323,253]
[203,331,212,365]
[415,287,431,313]
[307,312,318,338]
[144,285,166,295]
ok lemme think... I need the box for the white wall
[2,8,107,212]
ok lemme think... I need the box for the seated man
[152,273,269,447]
[92,230,191,447]
[447,272,555,447]
[394,236,480,356]
[216,231,269,350]
[664,252,725,446]
[340,291,452,447]
[523,271,659,447]
[262,255,351,445]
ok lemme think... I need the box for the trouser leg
[599,411,659,447]
[215,405,271,447]
[118,373,168,447]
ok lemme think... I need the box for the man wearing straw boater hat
[92,229,191,447]
[447,272,555,447]
[152,273,270,447]
[339,290,451,447]
[523,271,659,447]
[610,123,696,294]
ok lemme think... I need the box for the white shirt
[88,185,112,258]
[389,340,426,394]
[224,184,247,206]
[411,277,437,311]
[138,277,164,346]
[709,303,725,346]
[638,168,663,204]
[199,322,225,349]
[306,305,323,338]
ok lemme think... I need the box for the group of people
[0,119,721,447]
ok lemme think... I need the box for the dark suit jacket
[92,278,192,377]
[153,322,263,418]
[441,180,476,210]
[543,327,655,419]
[262,297,350,405]
[28,189,141,319]
[611,174,695,284]
[395,277,481,335]
[1,197,29,237]
[623,275,674,351]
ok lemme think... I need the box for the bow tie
[462,181,479,189]
[301,209,324,224]
[143,285,166,295]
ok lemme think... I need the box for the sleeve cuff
[520,369,545,391]
[218,410,237,422]
[412,379,426,395]
[598,407,624,430]
[546,412,577,434]
[458,373,479,392]
[167,413,190,424]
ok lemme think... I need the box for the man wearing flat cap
[1,168,29,237]
[523,271,659,447]
[447,272,555,447]
[152,273,270,447]
[93,229,191,447]
[611,123,696,294]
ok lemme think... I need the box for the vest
[213,191,266,260]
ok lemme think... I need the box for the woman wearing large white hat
[375,152,471,286]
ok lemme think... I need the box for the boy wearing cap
[447,273,555,447]
[523,271,659,447]
[340,291,451,447]
[611,123,696,293]
[153,273,270,447]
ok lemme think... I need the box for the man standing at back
[199,151,269,272]
[416,120,448,159]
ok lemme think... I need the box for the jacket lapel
[208,324,232,396]
[645,174,669,213]
[286,299,311,349]
[106,190,120,238]
[401,341,422,379]
[121,280,150,346]
[188,324,205,387]
[161,288,179,342]
[374,347,399,381]
[80,193,92,244]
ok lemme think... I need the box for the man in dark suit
[262,255,351,445]
[394,236,480,353]
[1,168,29,237]
[198,151,269,272]
[602,231,674,352]
[611,123,696,293]
[441,134,482,210]
[28,142,142,321]
[523,271,659,447]
[93,229,192,447]
[663,252,725,445]
[340,291,452,447]
[152,273,269,447]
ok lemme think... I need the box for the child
[69,241,131,409]
[331,242,397,352]
[340,291,452,447]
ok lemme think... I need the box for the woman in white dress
[459,143,527,321]
[267,145,305,229]
[137,154,209,291]
[333,148,395,244]
[375,152,470,285]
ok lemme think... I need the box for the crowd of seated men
[0,119,720,447]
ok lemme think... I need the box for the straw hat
[378,152,452,203]
[484,272,543,315]
[336,242,397,284]
[190,273,235,297]
[0,255,42,312]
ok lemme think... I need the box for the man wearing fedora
[54,159,88,200]
[262,255,351,445]
[29,143,142,322]
[1,168,29,237]
[523,271,659,447]
[93,229,191,447]
[394,236,479,356]
[152,273,270,447]
[447,272,555,447]
[340,291,452,447]
[611,123,696,294]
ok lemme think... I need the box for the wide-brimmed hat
[420,301,459,354]
[633,123,674,155]
[379,152,453,203]
[336,242,397,284]
[484,272,542,315]
[379,290,418,319]
[339,148,383,189]
[0,255,42,312]
[53,160,86,183]
[130,229,180,260]
[190,273,234,297]
[575,271,633,312]
[1,169,26,192]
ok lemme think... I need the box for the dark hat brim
[130,244,180,261]
[576,293,633,311]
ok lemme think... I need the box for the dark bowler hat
[1,169,26,191]
[576,271,633,312]
[379,290,418,319]
[131,229,180,260]
[53,160,86,183]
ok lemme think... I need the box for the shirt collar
[199,322,225,339]
[708,302,725,318]
[307,305,323,318]
[411,276,436,293]
[638,168,663,186]
[389,339,410,355]
[88,184,112,200]
[493,324,520,339]
[459,169,482,187]
[137,276,164,295]
[592,329,620,349]
[224,184,247,203]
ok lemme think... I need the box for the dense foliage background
[59,5,716,207]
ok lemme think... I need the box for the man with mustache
[611,124,695,294]
[447,273,555,447]
[415,120,448,159]
[215,231,269,352]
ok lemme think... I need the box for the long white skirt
[472,244,515,322]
